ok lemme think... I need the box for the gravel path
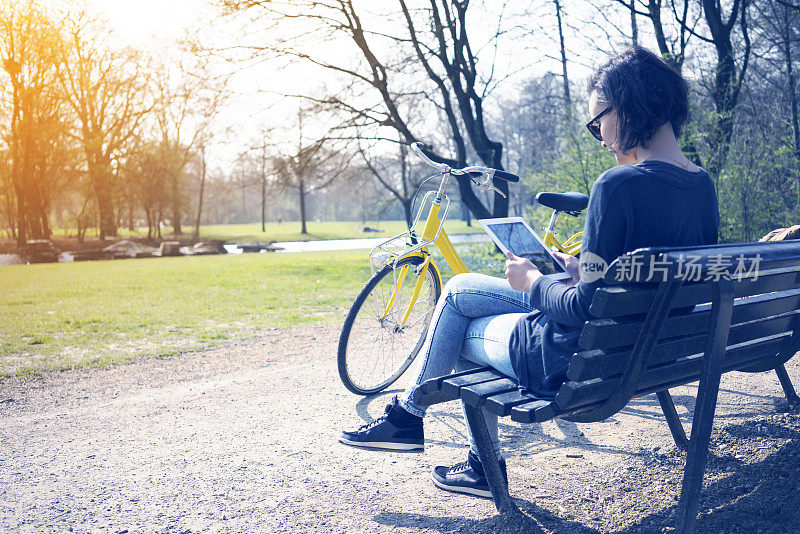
[1,324,799,533]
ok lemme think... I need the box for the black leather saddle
[535,192,589,215]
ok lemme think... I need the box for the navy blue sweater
[508,161,719,397]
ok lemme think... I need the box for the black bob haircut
[588,46,689,152]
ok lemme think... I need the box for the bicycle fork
[378,259,432,332]
[379,202,467,331]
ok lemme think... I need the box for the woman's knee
[442,272,492,298]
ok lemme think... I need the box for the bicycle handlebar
[410,142,519,183]
[410,142,448,171]
[492,170,519,183]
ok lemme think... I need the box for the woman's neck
[634,124,699,171]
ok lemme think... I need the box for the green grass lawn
[0,251,371,378]
[50,219,485,243]
[0,242,504,378]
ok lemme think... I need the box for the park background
[1,0,799,377]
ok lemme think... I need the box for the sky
[83,0,278,166]
[85,0,207,50]
[76,0,631,169]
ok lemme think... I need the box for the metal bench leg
[676,375,721,533]
[676,279,733,534]
[775,364,800,408]
[657,390,688,451]
[462,404,519,515]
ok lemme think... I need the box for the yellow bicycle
[337,142,588,395]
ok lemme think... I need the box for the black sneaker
[431,450,507,498]
[339,396,424,451]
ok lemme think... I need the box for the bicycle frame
[542,210,583,256]
[367,163,474,330]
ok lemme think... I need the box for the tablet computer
[478,217,572,281]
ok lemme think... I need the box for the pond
[0,233,492,266]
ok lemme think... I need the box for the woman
[339,46,719,498]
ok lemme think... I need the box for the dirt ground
[1,323,799,533]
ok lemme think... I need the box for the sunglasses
[586,107,612,141]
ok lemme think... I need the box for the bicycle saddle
[535,192,589,214]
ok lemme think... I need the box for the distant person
[339,46,719,498]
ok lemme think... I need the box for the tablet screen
[483,221,566,276]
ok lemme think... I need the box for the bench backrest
[557,241,800,422]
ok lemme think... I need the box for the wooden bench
[413,241,800,533]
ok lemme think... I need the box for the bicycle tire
[337,255,442,395]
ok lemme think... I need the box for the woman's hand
[552,250,580,286]
[505,251,542,292]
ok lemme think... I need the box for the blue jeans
[398,273,533,459]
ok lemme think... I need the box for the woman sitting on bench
[339,45,719,499]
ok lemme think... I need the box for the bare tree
[553,0,572,107]
[699,0,752,179]
[761,0,800,170]
[743,0,800,206]
[125,140,171,241]
[150,55,228,235]
[611,0,701,71]
[0,0,71,245]
[0,147,12,237]
[193,144,207,240]
[251,134,276,234]
[273,112,354,234]
[59,13,151,239]
[357,139,427,228]
[217,0,528,219]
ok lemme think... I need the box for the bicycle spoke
[403,304,436,329]
[340,258,439,393]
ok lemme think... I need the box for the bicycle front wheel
[338,255,442,395]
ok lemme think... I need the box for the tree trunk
[261,142,268,233]
[171,172,182,235]
[455,176,491,219]
[701,0,750,181]
[193,148,207,241]
[402,199,413,229]
[554,0,571,107]
[95,182,117,240]
[87,157,117,240]
[261,176,266,233]
[299,177,308,234]
[26,169,45,239]
[741,186,750,242]
[127,196,135,231]
[39,210,50,240]
[14,185,26,247]
[10,85,26,247]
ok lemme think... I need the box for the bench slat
[412,366,489,406]
[484,390,544,416]
[579,288,800,350]
[568,311,799,381]
[441,370,506,398]
[460,378,519,407]
[556,335,791,411]
[590,267,800,318]
[510,399,561,423]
